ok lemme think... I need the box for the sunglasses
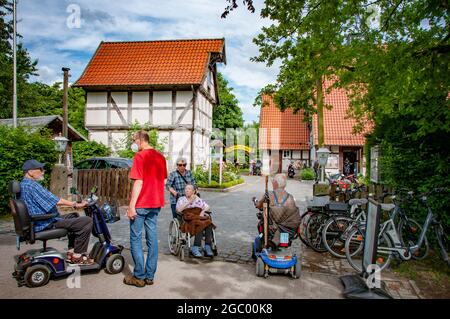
[177,163,187,167]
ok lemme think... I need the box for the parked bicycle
[321,198,368,258]
[345,188,449,273]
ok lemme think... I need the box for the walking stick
[263,175,269,248]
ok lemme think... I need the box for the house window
[283,150,291,158]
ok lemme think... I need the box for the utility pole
[12,0,17,128]
[62,67,70,138]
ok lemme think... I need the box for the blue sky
[14,0,280,124]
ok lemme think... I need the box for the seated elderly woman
[176,184,215,258]
[255,173,301,248]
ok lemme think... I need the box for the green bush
[193,162,242,186]
[300,168,315,180]
[72,140,111,163]
[0,125,59,215]
[198,178,245,189]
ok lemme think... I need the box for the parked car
[74,157,133,170]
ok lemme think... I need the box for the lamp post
[317,147,330,184]
[209,139,224,185]
[53,133,69,165]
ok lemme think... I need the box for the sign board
[363,198,382,273]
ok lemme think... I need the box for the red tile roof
[74,39,225,87]
[312,79,368,146]
[259,94,310,150]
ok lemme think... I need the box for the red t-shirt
[129,148,167,208]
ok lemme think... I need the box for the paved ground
[0,175,422,299]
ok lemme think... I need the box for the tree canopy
[213,72,244,131]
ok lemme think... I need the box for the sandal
[66,251,74,262]
[69,254,95,265]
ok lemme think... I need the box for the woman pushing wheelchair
[176,184,216,258]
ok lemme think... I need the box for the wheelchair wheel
[212,229,218,256]
[168,219,181,256]
[179,246,185,261]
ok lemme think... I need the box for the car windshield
[106,159,133,168]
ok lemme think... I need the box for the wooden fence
[72,168,133,206]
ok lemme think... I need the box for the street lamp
[317,147,330,183]
[53,133,69,165]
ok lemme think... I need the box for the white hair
[273,173,287,189]
[176,157,187,165]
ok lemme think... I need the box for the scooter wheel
[105,254,124,274]
[256,257,265,277]
[24,264,50,288]
[292,261,301,279]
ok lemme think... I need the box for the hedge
[198,178,245,189]
[0,125,59,215]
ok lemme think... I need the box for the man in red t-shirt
[123,130,167,288]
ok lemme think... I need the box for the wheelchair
[168,210,218,261]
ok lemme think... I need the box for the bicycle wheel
[435,224,450,267]
[345,226,394,273]
[306,212,329,253]
[299,211,313,248]
[322,216,354,258]
[398,218,429,260]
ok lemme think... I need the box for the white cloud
[15,0,279,123]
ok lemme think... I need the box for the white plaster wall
[86,110,107,126]
[153,109,172,125]
[110,92,128,125]
[171,131,191,168]
[154,91,172,107]
[153,91,172,126]
[176,91,193,125]
[132,92,150,125]
[89,131,109,147]
[86,92,107,108]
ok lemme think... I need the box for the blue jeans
[170,203,177,219]
[130,208,160,280]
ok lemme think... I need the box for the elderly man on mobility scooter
[252,173,302,278]
[20,159,94,265]
[254,174,301,249]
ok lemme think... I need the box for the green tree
[226,0,450,228]
[116,121,167,158]
[0,2,87,137]
[72,140,111,163]
[213,73,244,131]
[0,125,59,214]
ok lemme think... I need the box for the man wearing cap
[20,159,94,265]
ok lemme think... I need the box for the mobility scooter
[10,181,124,287]
[251,176,302,279]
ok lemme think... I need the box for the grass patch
[391,250,450,298]
[0,213,12,222]
[198,178,245,189]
